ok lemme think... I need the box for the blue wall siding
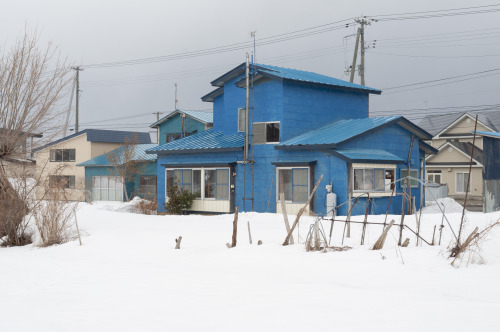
[483,137,500,180]
[158,114,207,145]
[84,162,157,202]
[282,81,369,141]
[339,123,423,215]
[218,77,246,135]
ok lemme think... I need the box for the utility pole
[347,17,376,85]
[72,66,84,132]
[250,31,256,63]
[360,22,366,86]
[174,83,178,111]
[349,28,361,83]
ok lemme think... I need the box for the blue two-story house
[147,63,436,216]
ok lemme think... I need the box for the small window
[49,175,75,189]
[166,133,182,143]
[427,170,442,184]
[238,108,246,132]
[139,176,157,197]
[266,123,280,143]
[401,169,418,188]
[252,122,280,144]
[456,172,470,193]
[50,149,76,162]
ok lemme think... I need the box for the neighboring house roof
[276,116,433,150]
[150,110,213,128]
[77,144,157,167]
[0,128,43,138]
[426,141,484,166]
[418,111,500,137]
[203,63,381,101]
[33,129,152,153]
[146,129,244,154]
[448,141,484,164]
[201,87,224,102]
[476,131,500,139]
[330,149,405,164]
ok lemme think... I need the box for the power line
[381,68,500,90]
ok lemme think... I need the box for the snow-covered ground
[1,200,500,332]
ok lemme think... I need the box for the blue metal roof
[331,149,405,164]
[34,129,152,152]
[255,64,381,94]
[276,116,432,150]
[277,117,400,149]
[150,110,213,128]
[146,129,244,154]
[476,131,500,138]
[77,144,157,167]
[209,63,381,95]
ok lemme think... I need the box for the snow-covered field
[1,199,500,332]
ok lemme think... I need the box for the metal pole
[360,21,365,86]
[245,54,250,162]
[75,67,80,132]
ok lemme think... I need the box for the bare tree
[105,134,146,202]
[0,29,72,245]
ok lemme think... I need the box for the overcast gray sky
[2,0,499,140]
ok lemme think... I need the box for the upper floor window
[50,149,75,162]
[252,122,280,144]
[166,131,198,143]
[238,108,246,132]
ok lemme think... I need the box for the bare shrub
[0,28,72,246]
[33,176,78,247]
[133,197,157,215]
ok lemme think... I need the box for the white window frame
[275,166,310,203]
[92,176,124,201]
[352,167,396,193]
[165,167,230,201]
[400,169,419,188]
[456,172,471,193]
[427,170,442,184]
[253,121,280,144]
[238,108,246,132]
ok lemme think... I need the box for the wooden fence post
[283,175,324,246]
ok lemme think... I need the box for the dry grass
[450,219,500,266]
[133,197,157,215]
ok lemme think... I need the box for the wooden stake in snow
[74,209,82,246]
[175,236,182,249]
[247,221,252,245]
[402,238,410,247]
[231,207,238,248]
[283,175,323,246]
[280,192,294,244]
[372,220,395,250]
